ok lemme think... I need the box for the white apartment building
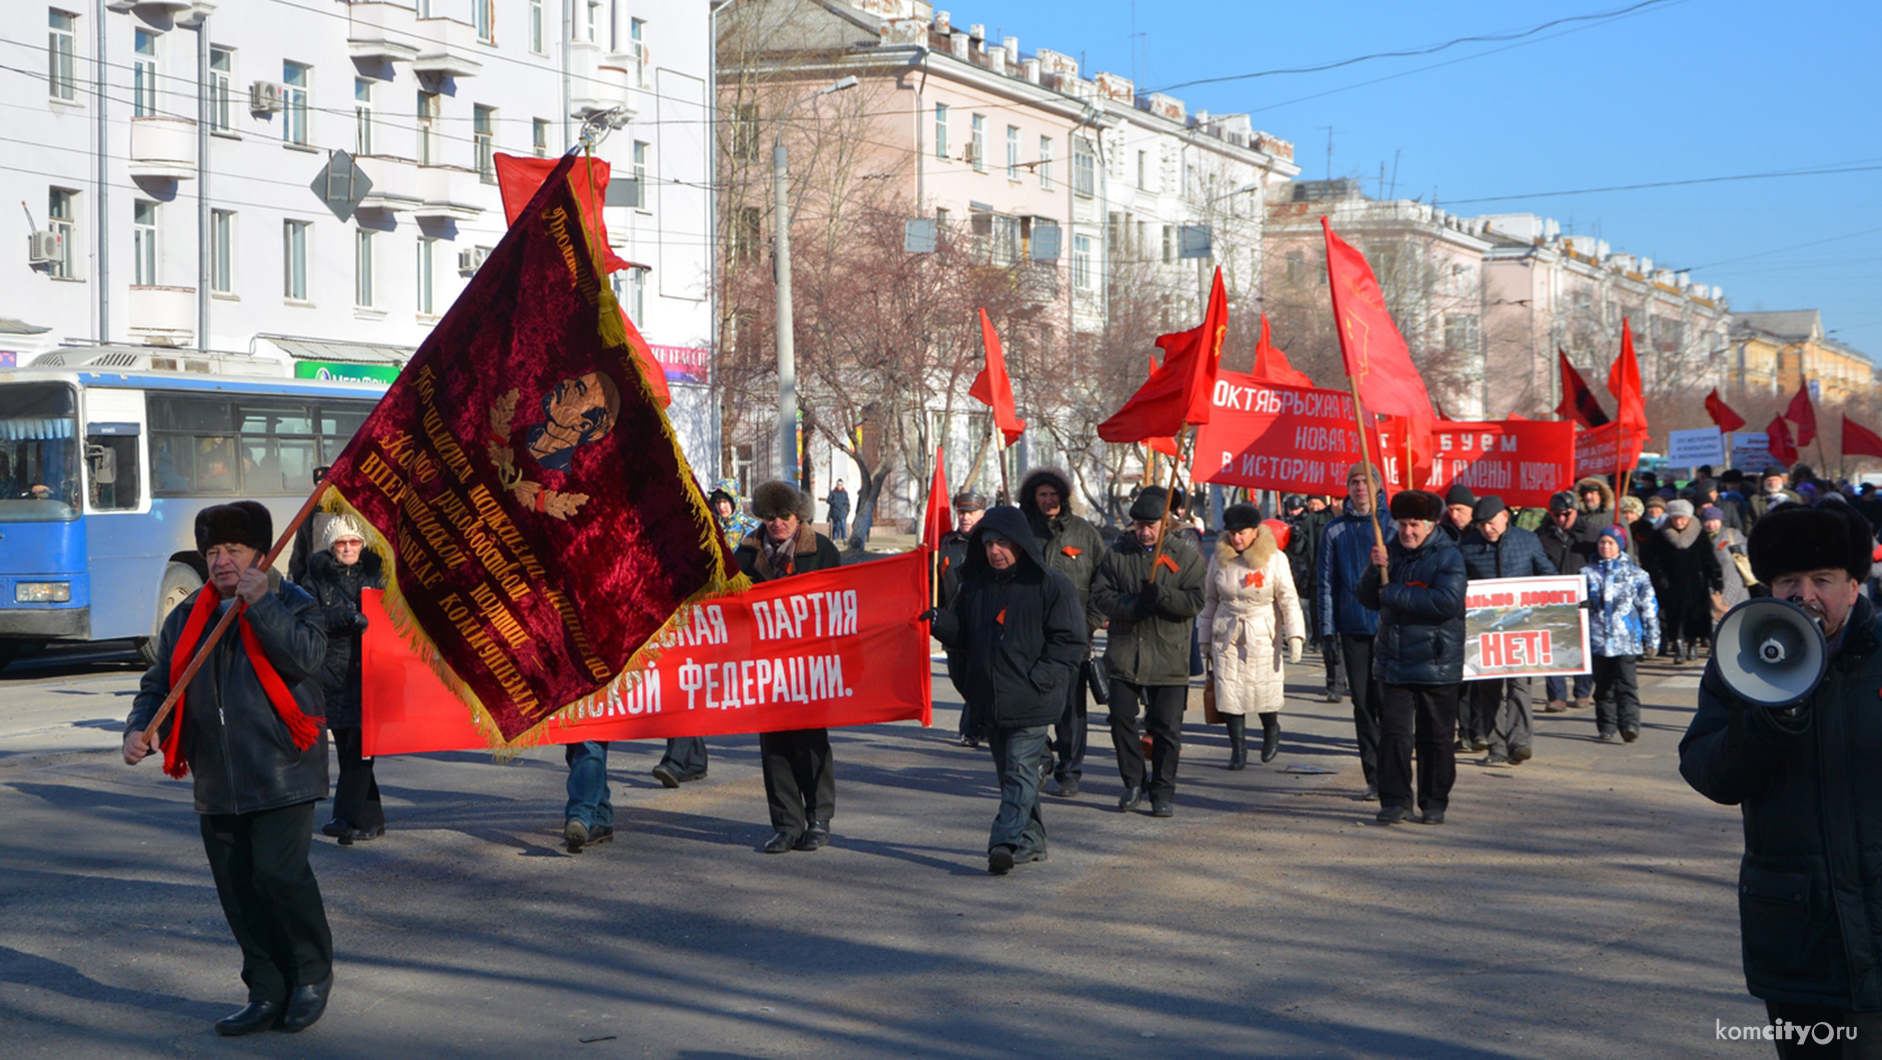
[5,0,717,468]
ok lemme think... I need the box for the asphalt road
[0,642,1769,1059]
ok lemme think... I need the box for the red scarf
[161,589,322,779]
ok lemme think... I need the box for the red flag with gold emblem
[1323,218,1434,481]
[1099,267,1226,441]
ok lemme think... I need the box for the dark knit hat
[1444,483,1476,508]
[751,480,813,521]
[1597,524,1628,549]
[1129,486,1171,523]
[1548,490,1577,512]
[1388,489,1445,523]
[1471,496,1508,523]
[195,501,273,555]
[1222,503,1262,531]
[1748,504,1875,584]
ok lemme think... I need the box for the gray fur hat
[751,480,813,522]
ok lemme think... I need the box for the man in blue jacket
[1358,489,1468,825]
[1457,495,1559,765]
[1318,463,1394,800]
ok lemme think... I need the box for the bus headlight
[16,582,72,603]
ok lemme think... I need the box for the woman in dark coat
[303,515,386,843]
[1655,499,1722,664]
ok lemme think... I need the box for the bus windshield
[0,382,80,521]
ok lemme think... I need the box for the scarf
[161,588,322,779]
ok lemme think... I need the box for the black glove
[918,608,941,623]
[1135,581,1161,616]
[351,611,371,633]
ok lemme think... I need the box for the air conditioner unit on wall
[249,81,282,114]
[457,246,488,277]
[27,230,62,264]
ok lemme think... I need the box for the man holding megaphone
[1681,503,1882,1050]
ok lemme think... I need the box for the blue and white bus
[0,353,388,669]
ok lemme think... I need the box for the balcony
[128,117,196,181]
[568,42,640,121]
[415,164,484,221]
[348,2,420,63]
[128,286,195,346]
[412,18,482,79]
[357,155,422,213]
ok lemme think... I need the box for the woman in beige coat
[1200,504,1306,769]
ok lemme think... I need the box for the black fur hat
[195,501,273,555]
[1222,503,1262,531]
[1388,489,1445,523]
[1748,504,1875,585]
[750,480,813,522]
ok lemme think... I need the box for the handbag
[1731,549,1759,588]
[1083,658,1110,705]
[1202,674,1222,724]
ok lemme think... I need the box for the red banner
[1190,371,1573,506]
[1574,421,1647,479]
[361,551,933,755]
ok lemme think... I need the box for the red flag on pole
[921,446,951,550]
[1554,349,1610,428]
[1098,267,1226,442]
[968,309,1026,448]
[1767,414,1799,468]
[1606,318,1650,467]
[319,153,741,745]
[1248,313,1314,388]
[1704,388,1746,432]
[1784,381,1818,448]
[1140,356,1181,456]
[1323,217,1434,480]
[1843,415,1882,460]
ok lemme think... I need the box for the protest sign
[1731,431,1775,471]
[1573,421,1647,479]
[1668,427,1725,469]
[1463,575,1591,680]
[361,550,933,755]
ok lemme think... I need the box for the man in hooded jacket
[926,507,1088,874]
[1019,467,1107,798]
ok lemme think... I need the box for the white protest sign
[1668,427,1725,469]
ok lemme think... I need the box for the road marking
[1657,676,1703,689]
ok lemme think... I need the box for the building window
[282,62,310,146]
[47,188,76,279]
[416,91,439,166]
[629,140,648,209]
[211,209,234,294]
[283,220,309,301]
[1038,136,1052,190]
[1443,314,1478,355]
[970,114,985,172]
[1137,150,1147,189]
[1073,136,1095,197]
[532,118,549,158]
[132,201,157,285]
[1284,249,1306,285]
[132,29,157,116]
[474,0,494,43]
[617,265,647,326]
[1006,125,1019,180]
[732,104,760,161]
[933,103,948,160]
[629,18,647,88]
[209,47,233,131]
[48,10,77,101]
[529,0,544,53]
[473,105,495,182]
[355,230,375,308]
[353,79,373,156]
[1072,234,1091,290]
[416,237,435,315]
[1162,224,1174,263]
[732,206,760,264]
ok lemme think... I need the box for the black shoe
[988,847,1016,875]
[1117,787,1144,812]
[957,735,979,748]
[338,823,383,846]
[565,819,589,854]
[587,824,614,846]
[1324,691,1343,703]
[1509,746,1533,764]
[1375,805,1411,825]
[762,831,795,854]
[794,821,830,851]
[651,764,681,788]
[1479,753,1512,766]
[1047,778,1080,798]
[1227,747,1247,771]
[215,1000,282,1037]
[1149,801,1174,818]
[277,974,332,1033]
[1471,739,1489,752]
[1260,715,1280,763]
[1621,728,1640,743]
[1420,810,1446,825]
[1359,783,1378,802]
[320,818,349,839]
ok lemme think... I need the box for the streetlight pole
[774,75,858,484]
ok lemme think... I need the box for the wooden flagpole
[994,419,1010,505]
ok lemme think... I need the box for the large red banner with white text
[1190,371,1575,506]
[361,551,934,755]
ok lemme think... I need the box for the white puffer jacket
[1199,528,1305,715]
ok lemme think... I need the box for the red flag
[1140,356,1181,455]
[1785,381,1818,448]
[1767,414,1799,468]
[494,153,631,273]
[1098,267,1226,441]
[1704,389,1746,432]
[1322,218,1433,420]
[922,446,951,550]
[1606,318,1650,467]
[320,154,740,745]
[1844,415,1882,460]
[968,309,1026,447]
[1555,349,1610,428]
[1248,313,1313,388]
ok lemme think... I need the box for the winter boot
[1259,712,1281,763]
[1225,714,1248,771]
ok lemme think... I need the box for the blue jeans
[564,741,612,830]
[1546,674,1593,703]
[989,726,1049,857]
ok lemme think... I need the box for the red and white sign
[1574,421,1648,478]
[649,344,711,382]
[1463,575,1590,680]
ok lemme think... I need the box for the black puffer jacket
[1458,523,1557,580]
[1357,529,1467,685]
[126,578,330,816]
[929,507,1088,733]
[301,548,385,729]
[1019,467,1108,633]
[1680,596,1882,1009]
[1091,531,1206,685]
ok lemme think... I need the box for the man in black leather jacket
[123,501,335,1036]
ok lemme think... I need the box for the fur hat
[1666,499,1695,518]
[322,514,366,549]
[1471,496,1507,523]
[1128,486,1171,523]
[1222,502,1262,531]
[1619,496,1645,516]
[195,501,272,555]
[1749,504,1875,585]
[750,480,812,522]
[1388,489,1444,523]
[1444,483,1476,508]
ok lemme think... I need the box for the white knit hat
[322,514,367,549]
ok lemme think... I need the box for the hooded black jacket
[1357,528,1467,685]
[301,547,385,729]
[929,507,1089,732]
[1019,467,1107,633]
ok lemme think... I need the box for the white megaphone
[1712,597,1829,708]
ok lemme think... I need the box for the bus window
[86,423,141,511]
[194,436,238,493]
[0,382,79,521]
[317,401,375,461]
[150,395,231,432]
[237,400,314,436]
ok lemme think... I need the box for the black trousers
[1108,679,1186,804]
[1592,655,1641,736]
[1377,683,1461,815]
[200,800,333,1003]
[1340,634,1383,785]
[659,736,708,778]
[1051,662,1089,783]
[1324,633,1348,696]
[331,727,383,831]
[759,728,834,839]
[1764,1001,1882,1059]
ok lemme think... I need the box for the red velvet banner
[360,551,934,755]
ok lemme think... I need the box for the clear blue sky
[982,0,1882,353]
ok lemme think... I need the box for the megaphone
[1713,597,1829,708]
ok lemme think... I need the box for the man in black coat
[123,501,336,1035]
[927,506,1088,874]
[1680,504,1882,1047]
[1358,489,1468,825]
[735,480,845,854]
[1457,495,1558,765]
[1018,467,1107,798]
[936,490,989,746]
[1538,489,1602,711]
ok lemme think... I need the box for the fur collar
[1215,526,1279,571]
[1661,518,1703,549]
